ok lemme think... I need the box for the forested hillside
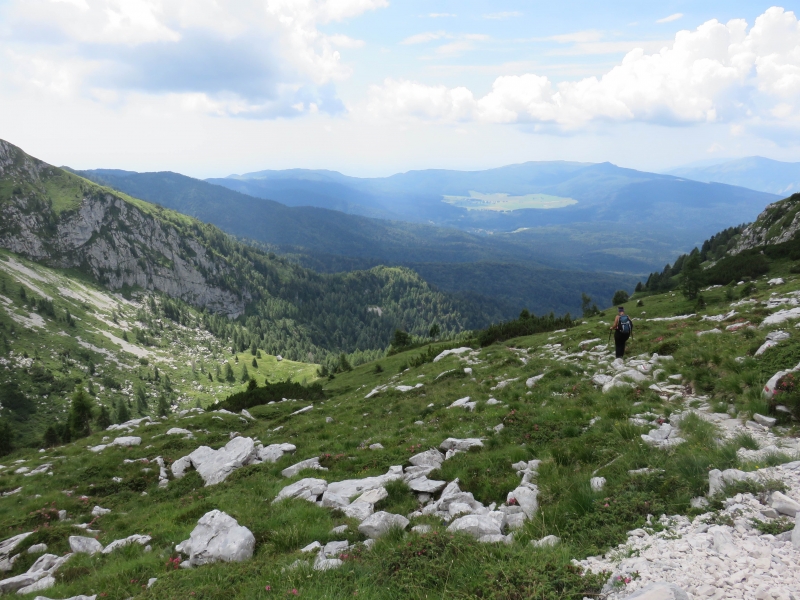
[0,140,493,364]
[75,169,639,317]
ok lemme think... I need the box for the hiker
[610,306,633,359]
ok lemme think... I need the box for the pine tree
[116,398,130,423]
[42,425,60,448]
[679,251,702,300]
[240,363,250,382]
[96,405,112,429]
[224,362,235,382]
[68,389,94,439]
[157,395,169,417]
[251,357,258,368]
[0,420,12,456]
[429,323,440,339]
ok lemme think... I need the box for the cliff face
[732,193,800,254]
[0,140,245,317]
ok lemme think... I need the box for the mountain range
[669,156,800,196]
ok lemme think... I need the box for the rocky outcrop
[0,140,245,317]
[176,510,254,567]
[732,194,800,254]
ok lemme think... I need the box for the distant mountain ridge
[208,161,778,236]
[669,156,800,196]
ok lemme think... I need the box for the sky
[0,0,799,177]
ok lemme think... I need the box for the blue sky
[0,1,798,177]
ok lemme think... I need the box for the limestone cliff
[732,192,800,254]
[0,139,245,317]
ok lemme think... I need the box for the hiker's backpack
[618,315,632,335]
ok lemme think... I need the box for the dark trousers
[614,331,630,359]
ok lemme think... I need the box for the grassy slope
[2,254,800,598]
[0,250,317,445]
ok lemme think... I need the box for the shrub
[217,379,325,412]
[612,290,630,306]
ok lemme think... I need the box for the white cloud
[657,13,684,24]
[367,8,800,129]
[401,31,449,45]
[427,13,456,18]
[545,30,604,44]
[2,0,387,117]
[483,11,523,20]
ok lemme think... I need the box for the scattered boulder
[771,491,800,517]
[507,485,538,518]
[27,543,47,554]
[590,477,606,492]
[69,536,103,555]
[439,438,483,452]
[166,428,193,437]
[175,437,259,486]
[433,347,471,362]
[273,478,328,503]
[175,510,255,566]
[753,413,777,428]
[281,457,327,478]
[408,449,444,467]
[257,443,296,463]
[358,512,409,539]
[530,535,560,548]
[101,534,151,554]
[447,513,503,539]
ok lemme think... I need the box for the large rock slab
[176,510,255,566]
[258,443,296,463]
[408,449,444,467]
[325,467,403,498]
[771,490,800,516]
[439,438,483,452]
[69,536,103,555]
[281,457,326,478]
[101,534,152,554]
[185,437,259,486]
[507,485,538,519]
[358,512,409,539]
[273,478,328,503]
[447,513,503,539]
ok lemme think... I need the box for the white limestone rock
[530,535,560,548]
[447,514,503,539]
[507,485,538,518]
[623,582,690,600]
[273,478,328,503]
[257,443,296,463]
[68,536,103,555]
[358,512,409,539]
[101,534,152,554]
[408,449,444,467]
[439,438,483,452]
[771,490,800,516]
[175,510,255,566]
[184,436,259,486]
[281,457,327,478]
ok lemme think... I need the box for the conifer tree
[68,389,94,438]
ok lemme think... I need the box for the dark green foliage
[68,389,94,438]
[373,363,383,374]
[704,252,770,285]
[611,290,630,306]
[753,517,794,535]
[428,323,440,339]
[0,380,35,419]
[679,251,702,300]
[217,379,325,411]
[116,398,130,423]
[240,363,249,382]
[391,329,411,350]
[477,311,574,347]
[0,419,12,456]
[581,293,599,317]
[337,353,352,372]
[42,425,60,448]
[224,362,234,382]
[96,405,112,429]
[251,357,257,368]
[157,395,170,416]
